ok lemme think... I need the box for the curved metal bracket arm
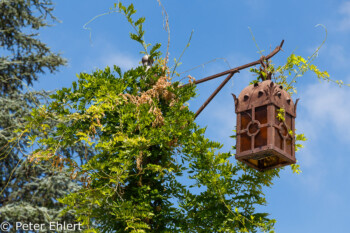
[189,40,285,119]
[184,40,284,87]
[195,71,236,118]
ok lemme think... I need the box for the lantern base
[235,145,296,171]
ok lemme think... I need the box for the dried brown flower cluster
[120,75,177,127]
[188,75,196,84]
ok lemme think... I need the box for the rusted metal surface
[233,80,298,171]
[233,80,297,117]
[179,39,297,171]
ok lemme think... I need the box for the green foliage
[18,3,284,232]
[114,2,161,59]
[10,2,337,232]
[276,108,285,122]
[249,54,332,94]
[274,54,331,94]
[295,133,307,152]
[24,61,280,233]
[0,0,66,93]
[0,0,84,230]
[249,26,348,94]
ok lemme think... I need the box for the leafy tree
[0,1,87,231]
[19,2,336,233]
[21,3,279,232]
[25,56,279,233]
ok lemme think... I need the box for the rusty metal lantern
[232,79,299,171]
[183,40,291,171]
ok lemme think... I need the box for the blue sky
[32,1,350,232]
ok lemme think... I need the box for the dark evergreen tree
[0,1,88,232]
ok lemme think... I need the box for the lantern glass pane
[286,138,293,155]
[255,106,267,124]
[246,159,258,167]
[254,127,267,148]
[262,155,279,168]
[241,110,251,129]
[286,113,292,131]
[275,128,283,150]
[240,133,251,152]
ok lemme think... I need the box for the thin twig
[248,27,265,56]
[287,25,327,87]
[83,10,118,46]
[183,40,284,86]
[157,0,170,64]
[171,30,194,77]
[178,58,232,78]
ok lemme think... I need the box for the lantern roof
[233,80,298,116]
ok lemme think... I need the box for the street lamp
[232,79,298,171]
[180,40,297,171]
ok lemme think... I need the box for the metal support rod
[195,72,236,118]
[184,40,284,87]
[190,40,285,119]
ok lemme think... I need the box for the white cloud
[100,52,140,71]
[295,81,350,173]
[316,44,348,68]
[336,1,350,31]
[300,82,350,143]
[339,1,350,15]
[306,42,350,70]
[243,0,266,12]
[285,79,350,197]
[299,168,326,192]
[326,44,348,67]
